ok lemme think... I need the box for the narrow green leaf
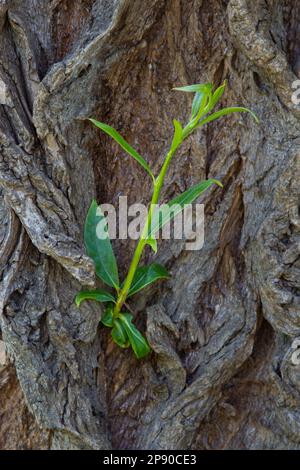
[101,306,114,327]
[182,85,212,136]
[84,200,119,289]
[170,119,183,153]
[111,319,130,348]
[198,107,259,127]
[172,83,212,93]
[118,313,151,359]
[145,237,158,253]
[89,118,155,182]
[148,179,222,238]
[127,263,171,298]
[186,91,210,132]
[75,289,116,307]
[207,81,227,112]
[191,92,203,119]
[173,83,212,125]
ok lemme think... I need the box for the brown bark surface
[0,0,299,450]
[0,361,49,449]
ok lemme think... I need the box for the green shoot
[75,81,258,359]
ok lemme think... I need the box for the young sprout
[75,82,259,359]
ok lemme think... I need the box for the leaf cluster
[75,82,258,359]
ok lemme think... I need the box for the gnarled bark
[0,0,299,450]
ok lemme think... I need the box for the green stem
[113,145,180,316]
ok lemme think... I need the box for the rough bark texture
[0,0,299,450]
[0,360,49,449]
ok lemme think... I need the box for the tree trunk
[0,0,299,450]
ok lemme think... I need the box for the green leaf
[170,119,183,153]
[198,107,259,127]
[186,91,210,132]
[118,313,151,359]
[101,306,114,327]
[111,319,130,348]
[191,91,206,119]
[174,83,213,125]
[145,237,157,253]
[173,83,212,93]
[84,200,119,289]
[75,289,116,307]
[127,263,171,298]
[148,179,222,238]
[89,119,155,182]
[208,81,226,111]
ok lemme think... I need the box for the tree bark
[0,0,299,450]
[0,356,49,449]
